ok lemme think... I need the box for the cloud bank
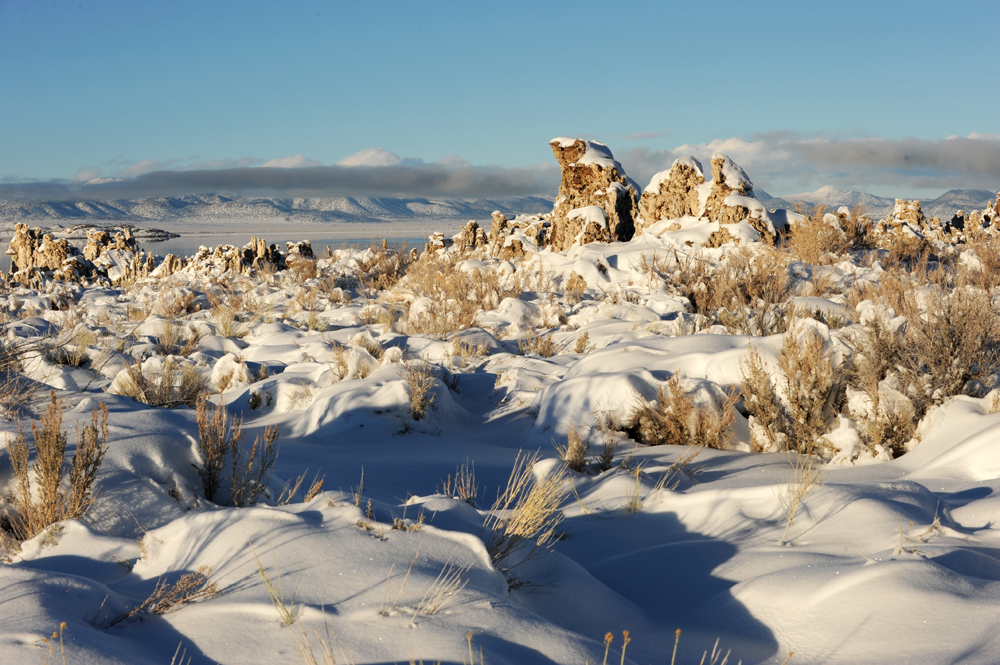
[618,133,1000,196]
[3,135,999,202]
[0,154,560,201]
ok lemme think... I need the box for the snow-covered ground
[3,212,1000,665]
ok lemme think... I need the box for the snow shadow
[536,508,778,663]
[5,558,216,664]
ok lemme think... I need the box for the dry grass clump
[101,566,218,627]
[117,359,206,408]
[5,393,108,540]
[156,290,200,318]
[483,451,568,580]
[154,324,200,357]
[518,329,556,357]
[46,329,93,367]
[555,427,590,472]
[776,451,825,545]
[404,361,437,421]
[627,375,737,449]
[290,257,318,282]
[251,541,298,626]
[450,337,490,360]
[439,459,478,505]
[195,393,279,506]
[565,272,587,304]
[784,205,851,265]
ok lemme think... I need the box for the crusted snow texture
[703,154,755,224]
[637,157,705,229]
[548,138,638,251]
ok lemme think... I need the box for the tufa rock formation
[637,156,706,229]
[547,138,639,251]
[6,223,145,283]
[456,221,488,252]
[703,154,755,223]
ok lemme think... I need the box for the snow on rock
[703,153,754,223]
[637,156,705,228]
[548,138,639,251]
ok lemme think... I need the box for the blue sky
[1,0,999,199]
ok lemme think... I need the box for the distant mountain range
[758,187,998,220]
[0,194,555,225]
[0,187,995,227]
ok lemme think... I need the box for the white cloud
[335,148,402,167]
[260,154,321,169]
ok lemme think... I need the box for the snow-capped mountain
[779,185,895,211]
[0,194,555,224]
[761,186,997,220]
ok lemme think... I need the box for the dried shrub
[565,272,587,304]
[518,329,556,357]
[196,394,278,506]
[5,393,108,540]
[156,291,200,318]
[785,205,850,265]
[358,238,410,295]
[963,233,1000,291]
[574,331,592,354]
[841,205,875,249]
[896,281,1000,416]
[779,327,842,448]
[884,234,932,270]
[290,258,318,282]
[117,359,206,408]
[229,424,279,507]
[740,327,842,453]
[397,253,521,338]
[628,375,736,449]
[405,361,437,421]
[740,346,788,453]
[555,427,589,472]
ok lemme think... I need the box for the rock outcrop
[703,154,755,223]
[455,221,488,252]
[637,157,706,229]
[5,223,146,283]
[485,211,549,262]
[547,138,639,251]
